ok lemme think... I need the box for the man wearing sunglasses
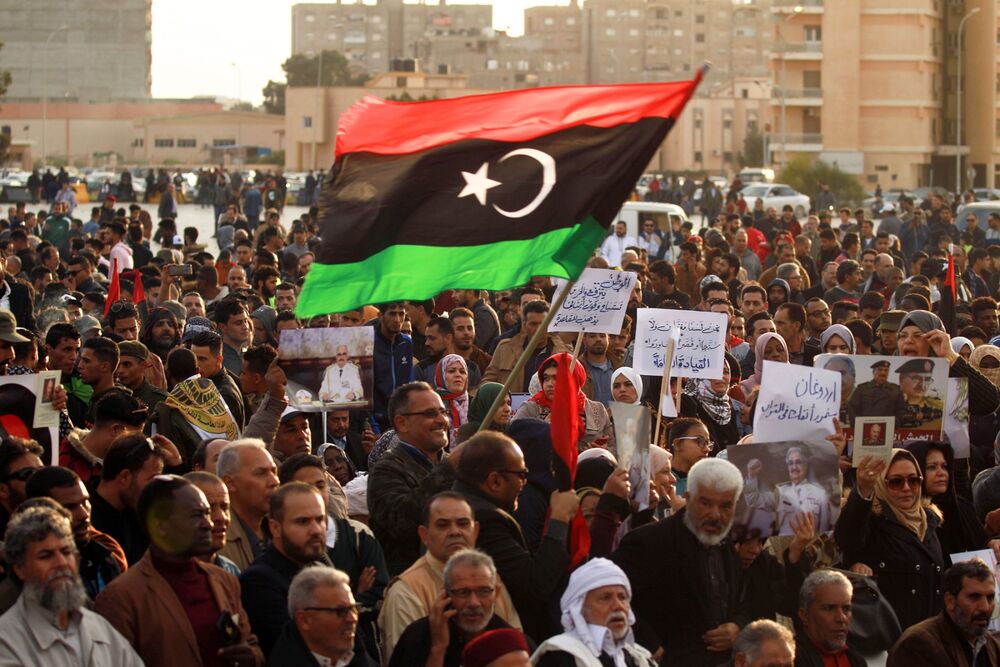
[0,436,44,536]
[95,475,264,667]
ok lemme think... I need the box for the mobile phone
[168,264,193,277]
[216,610,241,647]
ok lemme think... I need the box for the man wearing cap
[896,358,944,428]
[0,310,29,374]
[848,359,907,425]
[532,557,657,666]
[875,310,904,355]
[462,628,531,667]
[116,341,167,412]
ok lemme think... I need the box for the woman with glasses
[834,450,945,630]
[903,440,995,560]
[680,359,750,453]
[665,417,713,497]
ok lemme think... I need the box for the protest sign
[950,549,1000,631]
[852,417,894,467]
[633,308,727,379]
[753,361,840,443]
[727,441,841,539]
[943,378,970,458]
[549,269,637,334]
[0,375,60,465]
[278,327,375,411]
[610,402,652,509]
[815,354,949,443]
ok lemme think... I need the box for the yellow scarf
[164,378,239,440]
[872,449,930,541]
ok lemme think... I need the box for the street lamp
[778,5,803,169]
[230,62,243,163]
[956,7,980,194]
[41,24,70,168]
[311,50,324,171]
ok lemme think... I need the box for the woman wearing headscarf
[969,345,1000,477]
[509,418,557,551]
[819,323,855,354]
[738,332,789,395]
[680,359,750,452]
[950,336,974,361]
[835,450,945,630]
[513,352,614,452]
[902,439,995,559]
[432,353,469,447]
[455,381,511,443]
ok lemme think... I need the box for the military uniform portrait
[848,359,907,425]
[277,327,375,411]
[896,357,944,430]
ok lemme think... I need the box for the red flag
[103,258,120,317]
[127,270,145,305]
[549,353,590,568]
[940,250,957,336]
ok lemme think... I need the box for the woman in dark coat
[509,418,556,552]
[902,439,994,559]
[835,449,945,630]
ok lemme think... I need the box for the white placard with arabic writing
[549,269,637,334]
[633,308,727,379]
[753,361,840,443]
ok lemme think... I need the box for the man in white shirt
[320,345,364,403]
[599,221,637,268]
[107,220,134,273]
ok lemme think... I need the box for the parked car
[956,201,1000,232]
[740,183,811,217]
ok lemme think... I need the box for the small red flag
[128,270,145,305]
[104,258,120,317]
[549,352,590,568]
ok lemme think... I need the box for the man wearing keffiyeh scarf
[532,558,656,666]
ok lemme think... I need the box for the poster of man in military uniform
[729,441,841,539]
[815,353,948,442]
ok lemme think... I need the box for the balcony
[772,41,823,60]
[770,133,824,152]
[772,0,824,11]
[772,87,823,105]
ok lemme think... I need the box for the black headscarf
[902,439,988,557]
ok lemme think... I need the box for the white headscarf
[609,367,644,405]
[559,558,636,667]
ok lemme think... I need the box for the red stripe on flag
[336,77,702,157]
[104,258,120,317]
[550,353,590,568]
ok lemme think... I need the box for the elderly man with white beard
[611,457,748,666]
[531,558,656,667]
[0,505,143,665]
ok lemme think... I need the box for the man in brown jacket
[481,301,569,394]
[95,475,264,667]
[887,559,1000,667]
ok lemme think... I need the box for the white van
[610,202,691,263]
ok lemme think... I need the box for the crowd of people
[0,178,998,666]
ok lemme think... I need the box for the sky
[151,0,571,104]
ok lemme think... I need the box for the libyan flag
[297,75,702,317]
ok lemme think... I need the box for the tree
[260,49,366,115]
[231,101,254,112]
[0,42,11,165]
[780,155,867,207]
[737,127,765,168]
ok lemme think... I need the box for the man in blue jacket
[372,302,413,431]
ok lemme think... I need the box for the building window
[606,9,615,17]
[804,26,822,42]
[723,118,732,129]
[673,29,683,37]
[606,28,616,37]
[303,116,312,128]
[177,138,196,148]
[154,138,173,148]
[694,119,702,129]
[694,151,703,162]
[544,17,554,25]
[629,28,639,37]
[566,17,576,25]
[723,151,733,162]
[305,13,315,23]
[213,139,236,147]
[696,33,705,43]
[132,138,144,147]
[696,14,705,24]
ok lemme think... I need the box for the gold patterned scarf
[164,378,239,440]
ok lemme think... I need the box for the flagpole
[653,337,674,447]
[476,279,576,433]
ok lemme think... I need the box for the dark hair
[522,300,550,318]
[971,296,998,317]
[190,330,223,356]
[101,434,163,482]
[845,319,873,348]
[275,310,299,326]
[25,466,81,500]
[269,481,322,522]
[105,301,139,328]
[449,307,474,321]
[278,453,325,484]
[82,337,119,370]
[831,301,859,322]
[776,302,805,331]
[45,322,80,349]
[746,311,772,333]
[407,299,435,316]
[456,432,517,485]
[166,347,198,384]
[196,265,217,286]
[667,417,704,449]
[943,559,993,597]
[421,490,472,526]
[960,325,987,341]
[819,228,836,241]
[741,284,766,302]
[859,291,885,312]
[244,344,277,376]
[648,260,676,283]
[94,390,146,428]
[136,474,192,538]
[388,381,436,422]
[213,298,248,327]
[0,436,43,477]
[836,260,860,284]
[427,316,454,337]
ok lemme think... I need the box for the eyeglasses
[885,475,923,490]
[498,468,529,481]
[674,435,714,451]
[807,308,831,317]
[3,467,37,483]
[303,604,358,618]
[448,587,495,600]
[109,301,137,315]
[399,408,450,420]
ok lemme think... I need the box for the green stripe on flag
[296,217,607,318]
